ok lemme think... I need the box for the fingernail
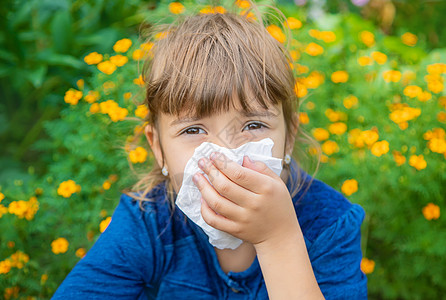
[193,173,201,186]
[245,155,252,163]
[210,152,217,160]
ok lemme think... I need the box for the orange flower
[102,180,111,190]
[331,71,349,83]
[401,32,417,47]
[299,112,309,124]
[97,61,117,75]
[200,6,226,14]
[428,81,444,94]
[312,128,330,141]
[57,180,80,198]
[358,56,373,66]
[133,75,145,86]
[0,260,12,274]
[129,147,148,163]
[328,122,347,135]
[409,154,427,170]
[109,55,128,67]
[51,237,69,254]
[343,95,358,109]
[304,42,324,56]
[403,85,422,98]
[84,91,100,103]
[371,140,389,157]
[267,25,286,43]
[321,140,339,155]
[132,49,145,60]
[427,63,446,75]
[382,70,401,83]
[437,112,446,123]
[361,258,375,274]
[100,217,112,233]
[113,38,132,53]
[417,91,432,102]
[428,138,446,154]
[168,2,185,14]
[108,107,128,122]
[294,82,308,98]
[89,103,100,114]
[135,105,149,119]
[75,248,87,259]
[422,203,440,220]
[64,89,83,105]
[285,17,302,30]
[236,0,250,9]
[302,71,324,89]
[392,150,406,166]
[359,31,375,47]
[371,51,387,65]
[341,179,358,196]
[84,52,103,65]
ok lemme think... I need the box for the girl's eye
[244,122,267,131]
[181,127,206,135]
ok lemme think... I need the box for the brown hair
[127,2,321,210]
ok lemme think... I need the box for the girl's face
[145,99,298,195]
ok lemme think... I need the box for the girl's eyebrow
[170,110,278,126]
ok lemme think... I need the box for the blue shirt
[53,158,367,299]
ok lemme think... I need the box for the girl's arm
[194,153,324,299]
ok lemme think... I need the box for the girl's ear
[285,111,299,155]
[144,124,164,169]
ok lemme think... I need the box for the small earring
[162,166,168,176]
[284,154,291,165]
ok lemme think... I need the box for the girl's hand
[192,152,300,248]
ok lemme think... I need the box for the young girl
[53,4,367,299]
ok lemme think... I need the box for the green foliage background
[1,0,445,299]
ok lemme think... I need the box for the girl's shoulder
[292,168,365,243]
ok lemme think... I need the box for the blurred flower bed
[0,0,445,299]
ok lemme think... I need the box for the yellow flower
[389,105,421,124]
[236,0,251,8]
[113,38,132,53]
[361,130,379,146]
[423,128,445,141]
[200,6,226,14]
[97,61,117,75]
[24,196,39,221]
[132,49,145,60]
[0,192,4,202]
[358,56,373,66]
[302,71,324,89]
[102,180,111,190]
[382,70,401,83]
[133,75,145,86]
[422,203,440,220]
[99,100,119,114]
[403,85,422,98]
[361,258,375,274]
[343,95,358,109]
[359,31,375,47]
[76,79,84,90]
[305,42,324,56]
[417,91,432,102]
[89,103,100,114]
[409,154,427,170]
[285,17,302,30]
[331,71,349,83]
[168,2,185,14]
[428,81,444,94]
[129,146,148,163]
[124,92,133,100]
[84,91,100,103]
[84,52,103,65]
[299,112,309,124]
[8,200,29,218]
[319,31,336,43]
[341,179,358,196]
[108,107,128,122]
[64,89,83,105]
[57,180,80,198]
[135,105,149,118]
[437,112,446,123]
[109,54,128,67]
[329,122,347,135]
[0,260,12,274]
[392,150,406,166]
[294,82,308,97]
[401,32,417,47]
[266,25,286,43]
[371,140,389,157]
[428,138,446,154]
[0,204,8,218]
[371,51,387,65]
[51,237,69,254]
[75,248,87,259]
[100,217,112,233]
[427,63,446,75]
[321,140,339,155]
[325,108,347,122]
[312,128,330,141]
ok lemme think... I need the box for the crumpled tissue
[175,137,283,249]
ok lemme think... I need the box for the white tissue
[175,137,283,250]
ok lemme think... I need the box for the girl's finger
[193,173,244,220]
[208,152,273,194]
[200,196,239,235]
